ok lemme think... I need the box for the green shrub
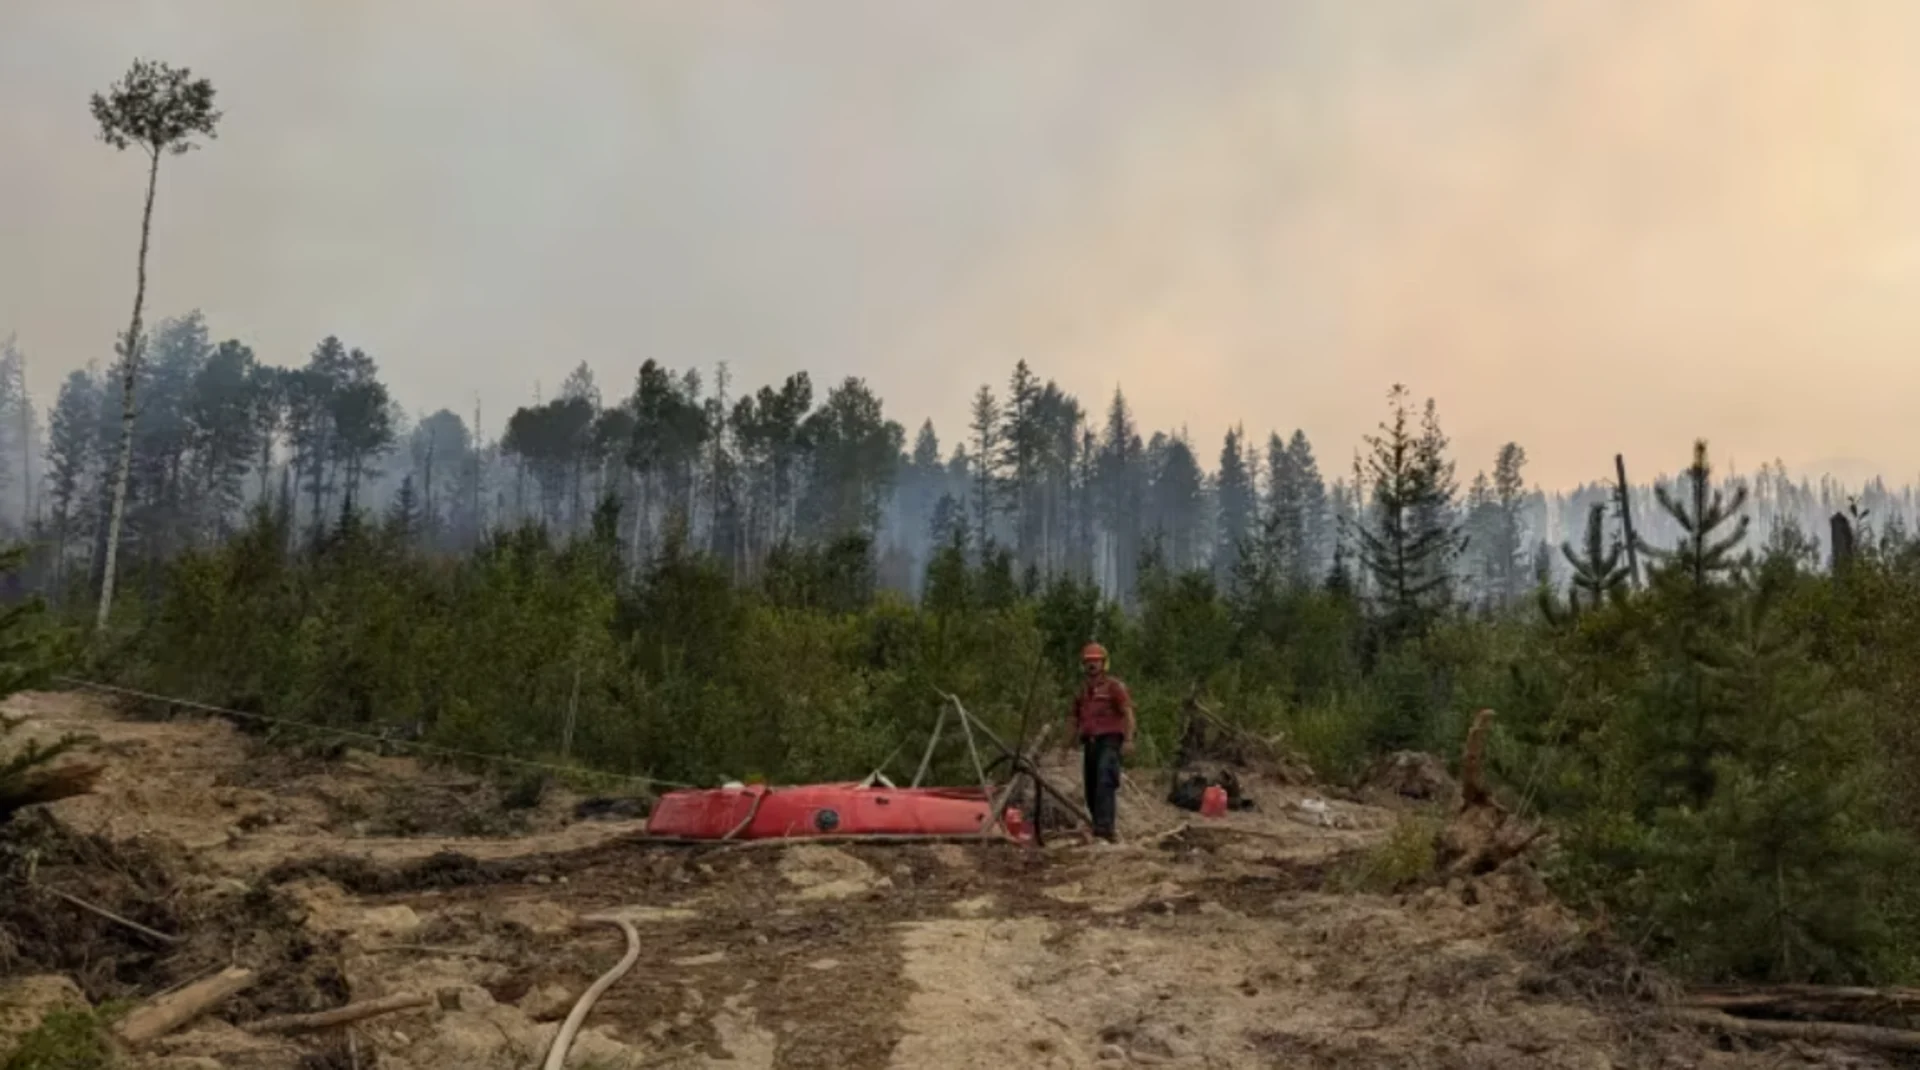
[1332,815,1441,894]
[2,1008,116,1070]
[91,500,1920,985]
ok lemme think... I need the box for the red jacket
[1073,674,1133,739]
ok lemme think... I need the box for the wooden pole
[951,696,994,801]
[988,723,1054,835]
[911,707,946,789]
[940,691,1093,829]
[561,661,582,761]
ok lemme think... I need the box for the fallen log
[0,762,103,822]
[1672,1008,1920,1053]
[114,966,258,1044]
[1681,985,1920,1021]
[363,943,515,963]
[244,992,431,1036]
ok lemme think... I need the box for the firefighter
[1070,642,1135,843]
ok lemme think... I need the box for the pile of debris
[0,809,379,1062]
[1172,692,1314,786]
[1152,692,1317,819]
[1359,749,1459,808]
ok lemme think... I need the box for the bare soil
[0,689,1894,1069]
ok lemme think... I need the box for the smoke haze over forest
[6,1,1920,489]
[19,3,1920,1013]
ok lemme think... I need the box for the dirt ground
[0,689,1897,1069]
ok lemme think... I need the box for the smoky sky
[4,0,1919,488]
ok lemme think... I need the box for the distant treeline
[8,308,1920,989]
[0,309,1905,606]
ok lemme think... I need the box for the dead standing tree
[1614,453,1642,588]
[1437,709,1546,875]
[88,59,222,633]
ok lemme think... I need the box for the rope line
[51,676,698,792]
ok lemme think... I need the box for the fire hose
[542,913,641,1070]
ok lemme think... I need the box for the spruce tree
[1492,443,1529,603]
[46,371,98,593]
[797,377,902,539]
[1263,432,1300,580]
[1263,431,1329,588]
[1073,426,1098,580]
[1410,396,1466,603]
[1641,439,1750,809]
[1214,426,1255,585]
[1634,565,1902,981]
[1644,439,1751,590]
[1097,389,1143,599]
[1149,435,1204,570]
[1464,445,1533,609]
[1541,502,1629,623]
[968,385,1000,554]
[1032,384,1083,576]
[1354,386,1463,637]
[1465,471,1498,606]
[998,361,1043,565]
[1285,430,1328,583]
[386,474,420,542]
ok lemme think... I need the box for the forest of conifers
[4,311,1920,986]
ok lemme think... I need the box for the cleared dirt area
[0,689,1892,1068]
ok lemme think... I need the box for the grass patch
[1330,814,1442,894]
[2,1007,117,1070]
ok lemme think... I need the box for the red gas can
[1200,785,1228,818]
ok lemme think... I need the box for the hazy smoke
[4,1,1919,487]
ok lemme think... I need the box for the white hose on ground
[542,913,642,1070]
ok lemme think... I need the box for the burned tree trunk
[1437,709,1545,876]
[1831,512,1857,572]
[1615,454,1642,588]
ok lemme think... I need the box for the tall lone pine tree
[1354,385,1464,637]
[89,58,221,632]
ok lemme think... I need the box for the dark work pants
[1081,733,1124,840]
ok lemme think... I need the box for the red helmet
[1080,642,1107,665]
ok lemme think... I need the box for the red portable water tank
[1200,785,1228,818]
